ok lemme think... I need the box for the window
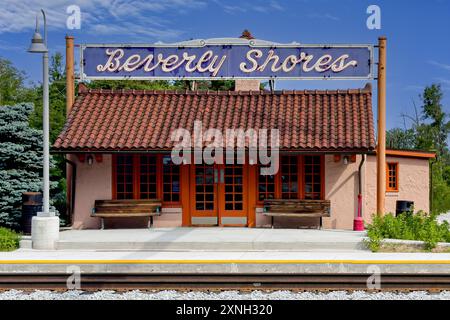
[115,154,134,199]
[281,155,299,199]
[257,155,324,202]
[162,155,180,202]
[139,155,158,199]
[386,162,399,192]
[304,156,322,199]
[257,165,276,201]
[113,154,181,204]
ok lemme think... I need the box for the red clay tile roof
[53,84,375,152]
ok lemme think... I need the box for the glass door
[218,164,248,226]
[190,163,218,225]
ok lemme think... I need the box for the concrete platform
[49,228,368,251]
[1,250,450,274]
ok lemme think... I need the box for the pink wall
[323,154,360,229]
[72,153,431,230]
[364,155,430,224]
[72,154,183,229]
[72,154,112,229]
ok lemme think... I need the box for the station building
[52,80,435,230]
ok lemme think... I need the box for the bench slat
[95,199,161,205]
[94,209,160,214]
[263,199,330,218]
[92,212,161,218]
[92,199,162,217]
[263,212,330,218]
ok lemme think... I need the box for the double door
[190,163,248,226]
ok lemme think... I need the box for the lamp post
[28,10,59,250]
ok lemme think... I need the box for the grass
[365,211,450,252]
[375,242,450,253]
[0,227,21,251]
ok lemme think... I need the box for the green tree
[419,84,450,160]
[0,103,57,228]
[0,57,37,105]
[386,128,416,150]
[387,84,450,214]
[28,53,68,223]
[29,53,67,143]
[87,79,176,90]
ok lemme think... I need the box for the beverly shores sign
[80,38,374,80]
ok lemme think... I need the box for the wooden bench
[91,199,162,229]
[263,199,331,229]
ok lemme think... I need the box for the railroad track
[1,273,450,291]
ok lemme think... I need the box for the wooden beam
[377,37,387,216]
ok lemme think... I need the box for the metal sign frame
[80,38,374,81]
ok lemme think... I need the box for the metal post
[29,9,59,250]
[40,9,51,216]
[65,36,75,222]
[376,37,387,216]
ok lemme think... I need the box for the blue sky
[1,0,450,130]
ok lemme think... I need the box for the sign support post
[65,35,75,224]
[377,36,387,216]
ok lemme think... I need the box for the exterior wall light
[87,155,94,165]
[343,156,349,165]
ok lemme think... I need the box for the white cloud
[308,13,340,21]
[428,60,450,72]
[0,0,206,40]
[403,85,424,92]
[213,0,284,14]
[431,78,450,92]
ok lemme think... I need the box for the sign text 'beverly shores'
[81,39,373,80]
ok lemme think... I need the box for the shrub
[0,227,20,251]
[365,211,450,251]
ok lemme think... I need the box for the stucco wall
[323,154,361,230]
[72,154,112,229]
[72,153,430,230]
[256,155,362,230]
[72,154,183,229]
[364,155,430,223]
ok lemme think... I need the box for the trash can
[396,200,414,216]
[21,192,42,234]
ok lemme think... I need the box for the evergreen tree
[0,103,56,228]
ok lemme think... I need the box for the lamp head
[28,15,47,53]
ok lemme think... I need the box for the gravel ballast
[0,290,449,300]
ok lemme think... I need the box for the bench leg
[101,218,105,230]
[272,216,274,229]
[319,217,322,230]
[148,216,153,229]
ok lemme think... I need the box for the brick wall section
[234,79,260,91]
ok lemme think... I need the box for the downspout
[64,158,76,226]
[429,157,437,214]
[358,154,365,195]
[353,154,366,231]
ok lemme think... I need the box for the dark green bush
[0,227,20,251]
[366,211,450,251]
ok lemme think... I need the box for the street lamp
[28,9,59,250]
